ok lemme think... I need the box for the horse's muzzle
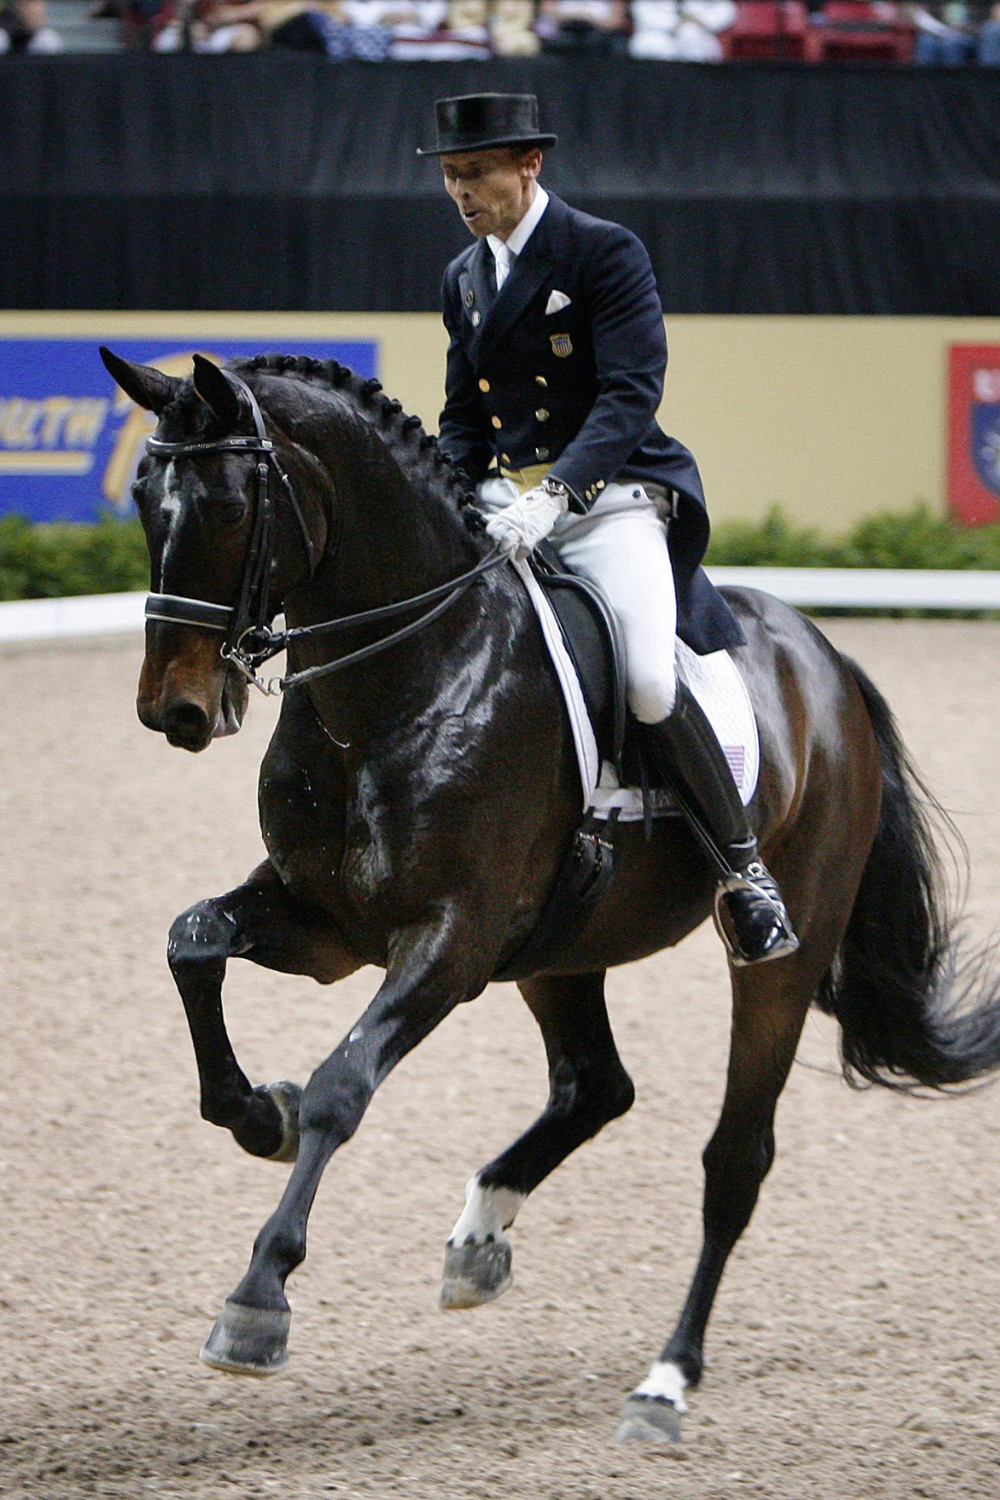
[162,700,216,752]
[137,634,248,752]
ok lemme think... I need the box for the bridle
[143,370,503,696]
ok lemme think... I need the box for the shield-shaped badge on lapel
[550,334,573,358]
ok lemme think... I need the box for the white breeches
[478,477,678,723]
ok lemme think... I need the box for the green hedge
[2,504,1000,602]
[705,504,1000,570]
[0,514,149,601]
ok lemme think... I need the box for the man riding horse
[423,92,797,966]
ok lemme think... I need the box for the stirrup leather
[713,859,800,968]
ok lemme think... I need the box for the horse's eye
[217,499,247,524]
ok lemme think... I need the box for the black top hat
[417,94,557,158]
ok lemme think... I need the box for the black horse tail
[815,655,1000,1090]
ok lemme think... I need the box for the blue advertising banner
[0,339,378,523]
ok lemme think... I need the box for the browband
[146,434,274,458]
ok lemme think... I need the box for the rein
[143,370,503,697]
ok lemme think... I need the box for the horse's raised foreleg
[441,971,635,1309]
[168,861,359,1161]
[200,912,491,1377]
[617,950,824,1445]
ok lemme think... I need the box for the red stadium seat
[805,2,914,62]
[722,3,810,61]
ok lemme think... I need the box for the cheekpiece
[417,93,558,158]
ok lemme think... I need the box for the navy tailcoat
[438,192,743,655]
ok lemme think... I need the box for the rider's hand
[484,480,570,561]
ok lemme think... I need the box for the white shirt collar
[488,185,550,266]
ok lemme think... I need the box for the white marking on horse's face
[633,1360,688,1414]
[158,464,185,588]
[448,1176,525,1247]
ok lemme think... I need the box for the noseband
[143,369,502,696]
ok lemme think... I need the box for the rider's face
[441,148,542,241]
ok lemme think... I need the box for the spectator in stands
[344,0,446,54]
[0,0,62,49]
[147,0,511,51]
[200,0,483,54]
[398,0,539,56]
[423,0,492,57]
[267,0,392,50]
[154,0,395,53]
[910,2,976,61]
[628,0,736,58]
[492,0,540,51]
[979,1,1000,59]
[536,0,629,50]
[152,0,269,50]
[87,0,170,51]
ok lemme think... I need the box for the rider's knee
[628,673,677,725]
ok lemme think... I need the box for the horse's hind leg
[168,860,359,1161]
[441,970,635,1309]
[617,945,830,1445]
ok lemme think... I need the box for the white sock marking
[634,1360,688,1413]
[449,1177,524,1246]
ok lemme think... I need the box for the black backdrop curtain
[3,54,1000,314]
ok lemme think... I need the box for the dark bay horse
[101,346,1000,1443]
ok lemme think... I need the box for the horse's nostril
[162,701,212,751]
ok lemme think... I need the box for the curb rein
[143,371,503,696]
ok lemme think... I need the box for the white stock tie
[494,241,514,292]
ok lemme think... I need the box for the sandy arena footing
[1,619,999,1499]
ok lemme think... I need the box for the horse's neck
[279,388,494,744]
[297,395,480,615]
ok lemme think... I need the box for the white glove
[484,480,570,561]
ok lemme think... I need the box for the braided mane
[229,352,484,531]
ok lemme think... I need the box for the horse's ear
[192,354,242,430]
[99,347,180,414]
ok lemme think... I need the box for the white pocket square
[545,290,572,315]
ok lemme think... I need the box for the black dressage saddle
[528,542,628,775]
[491,547,628,981]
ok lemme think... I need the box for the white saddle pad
[514,558,760,822]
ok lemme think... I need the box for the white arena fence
[2,569,1000,645]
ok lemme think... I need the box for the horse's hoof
[439,1236,512,1309]
[615,1395,683,1445]
[260,1080,301,1163]
[199,1300,291,1377]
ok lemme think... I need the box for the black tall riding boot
[639,681,799,966]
